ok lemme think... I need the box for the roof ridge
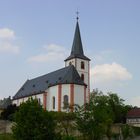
[29,66,71,81]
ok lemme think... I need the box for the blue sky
[0,0,140,106]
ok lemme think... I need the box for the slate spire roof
[65,21,90,61]
[13,65,86,100]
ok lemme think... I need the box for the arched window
[63,95,69,109]
[17,100,19,105]
[69,62,72,65]
[52,96,55,109]
[38,98,41,105]
[81,61,85,69]
[81,74,84,81]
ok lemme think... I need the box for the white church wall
[65,58,90,95]
[76,58,88,73]
[61,84,70,111]
[43,89,49,110]
[12,93,44,106]
[78,71,88,84]
[12,84,85,111]
[36,94,43,105]
[76,58,89,85]
[13,98,23,106]
[18,98,23,105]
[12,100,17,105]
[47,85,58,111]
[45,88,50,110]
[74,85,84,106]
[76,58,90,101]
[24,97,29,102]
[65,59,75,67]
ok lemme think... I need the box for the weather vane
[76,11,79,21]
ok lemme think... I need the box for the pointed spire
[65,16,90,61]
[71,21,84,56]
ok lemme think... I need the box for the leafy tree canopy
[12,98,57,140]
[75,89,133,140]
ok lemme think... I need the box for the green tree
[12,98,57,140]
[107,93,124,123]
[93,94,114,140]
[75,90,114,140]
[53,112,76,137]
[121,124,134,140]
[75,89,134,140]
[0,104,18,120]
[107,93,132,123]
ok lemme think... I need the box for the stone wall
[0,120,13,134]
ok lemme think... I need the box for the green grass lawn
[0,134,14,140]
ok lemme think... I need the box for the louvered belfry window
[81,74,84,81]
[81,61,85,69]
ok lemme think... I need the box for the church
[12,18,91,112]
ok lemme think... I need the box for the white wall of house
[127,118,140,127]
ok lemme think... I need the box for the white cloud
[91,62,132,84]
[43,44,66,52]
[0,28,20,54]
[28,44,68,63]
[90,49,113,62]
[0,42,19,54]
[0,28,15,39]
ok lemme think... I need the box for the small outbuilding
[126,108,140,127]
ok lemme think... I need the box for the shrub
[12,98,57,140]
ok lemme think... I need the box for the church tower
[65,18,90,102]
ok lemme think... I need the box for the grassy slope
[0,134,14,140]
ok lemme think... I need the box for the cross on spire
[76,11,79,21]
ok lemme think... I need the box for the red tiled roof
[127,108,140,118]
